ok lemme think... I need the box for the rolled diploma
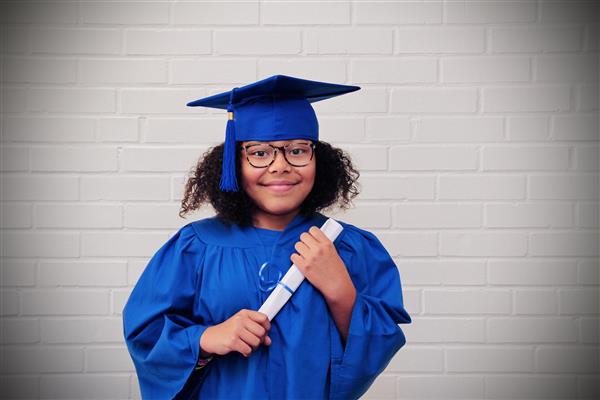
[258,218,344,321]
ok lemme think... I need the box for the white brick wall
[0,1,597,399]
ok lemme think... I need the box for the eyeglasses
[240,141,315,168]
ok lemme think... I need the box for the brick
[438,175,525,200]
[122,146,208,172]
[2,232,79,258]
[121,88,199,114]
[391,145,478,170]
[540,0,599,23]
[314,88,387,113]
[79,59,167,84]
[366,116,410,142]
[2,87,27,112]
[171,1,259,25]
[3,27,30,54]
[402,289,421,315]
[22,290,109,316]
[40,375,129,399]
[552,114,598,141]
[262,2,350,25]
[585,22,598,51]
[361,375,396,399]
[98,117,139,142]
[38,261,127,287]
[447,347,534,372]
[259,59,347,83]
[396,376,484,399]
[483,86,571,112]
[0,376,39,399]
[29,88,116,113]
[575,145,599,171]
[579,375,600,399]
[400,260,485,285]
[86,347,135,372]
[387,347,443,372]
[82,232,169,257]
[414,117,504,142]
[80,2,169,24]
[345,145,388,171]
[391,88,477,113]
[1,291,20,317]
[41,318,124,343]
[1,347,83,373]
[536,346,599,373]
[488,317,578,343]
[170,59,256,84]
[126,29,211,55]
[394,203,481,229]
[305,29,392,54]
[31,146,118,172]
[1,318,40,344]
[216,30,300,55]
[145,117,226,143]
[30,28,121,54]
[81,176,170,201]
[559,288,599,315]
[403,317,485,343]
[445,0,536,23]
[537,54,598,83]
[125,204,214,229]
[113,289,132,315]
[530,175,598,200]
[578,259,599,285]
[1,260,36,286]
[507,116,549,141]
[1,146,28,171]
[128,261,147,285]
[425,289,511,314]
[377,231,437,257]
[442,56,530,83]
[319,117,365,143]
[577,86,598,112]
[2,117,95,142]
[515,290,557,315]
[1,203,32,229]
[580,318,599,344]
[329,203,391,229]
[440,232,527,257]
[396,27,485,53]
[3,57,77,83]
[491,26,582,53]
[35,204,122,228]
[485,203,573,228]
[355,1,442,24]
[488,260,577,286]
[351,58,436,83]
[360,175,435,200]
[0,1,77,23]
[482,145,569,171]
[1,175,79,201]
[485,376,577,399]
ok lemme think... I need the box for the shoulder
[332,218,386,253]
[186,216,249,247]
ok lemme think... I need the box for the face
[240,140,316,220]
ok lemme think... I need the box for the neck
[252,208,301,231]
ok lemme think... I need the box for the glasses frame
[240,141,316,168]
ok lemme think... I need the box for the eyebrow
[244,140,310,146]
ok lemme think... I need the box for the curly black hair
[179,141,360,226]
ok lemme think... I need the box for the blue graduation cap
[186,74,360,192]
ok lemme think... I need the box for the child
[123,75,412,399]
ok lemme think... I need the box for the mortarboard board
[186,74,360,192]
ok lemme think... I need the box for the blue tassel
[219,104,239,192]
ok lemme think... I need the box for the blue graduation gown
[123,212,412,399]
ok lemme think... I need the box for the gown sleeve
[122,224,208,400]
[329,226,412,400]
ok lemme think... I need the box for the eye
[289,148,306,155]
[250,150,269,158]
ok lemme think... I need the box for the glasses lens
[245,144,274,167]
[284,143,313,166]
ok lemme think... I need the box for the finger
[291,253,305,267]
[309,226,330,243]
[244,319,267,338]
[239,328,261,350]
[300,231,320,248]
[263,335,272,346]
[248,311,270,329]
[234,337,253,357]
[294,240,310,255]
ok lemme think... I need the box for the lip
[260,180,299,193]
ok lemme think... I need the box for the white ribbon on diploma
[258,218,344,321]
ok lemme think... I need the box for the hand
[200,309,272,358]
[290,226,352,298]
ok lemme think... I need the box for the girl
[123,75,412,399]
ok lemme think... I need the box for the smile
[260,182,299,193]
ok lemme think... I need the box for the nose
[268,149,291,172]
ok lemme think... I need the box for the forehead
[241,139,309,146]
